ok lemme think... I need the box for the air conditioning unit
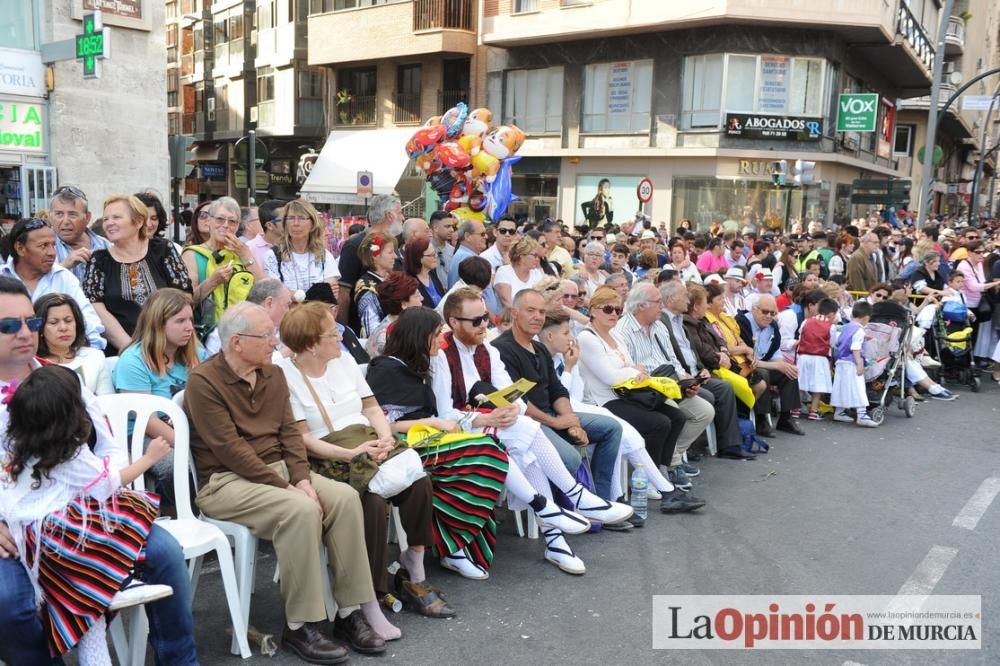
[250,106,258,123]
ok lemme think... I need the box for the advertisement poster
[607,62,632,116]
[758,56,789,113]
[876,97,895,160]
[575,174,648,227]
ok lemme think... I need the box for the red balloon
[434,141,471,169]
[406,125,446,158]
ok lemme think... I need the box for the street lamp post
[917,0,955,226]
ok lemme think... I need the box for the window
[682,53,830,129]
[514,0,539,13]
[503,67,563,134]
[442,58,470,112]
[167,70,179,108]
[298,69,324,126]
[337,67,377,125]
[257,67,275,103]
[0,0,37,50]
[582,60,652,133]
[214,17,228,45]
[258,0,276,30]
[396,64,422,124]
[893,125,914,157]
[167,1,177,19]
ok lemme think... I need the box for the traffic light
[771,160,787,187]
[792,160,816,186]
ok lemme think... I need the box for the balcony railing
[897,1,935,72]
[440,89,468,114]
[414,0,474,32]
[335,95,377,126]
[394,93,422,124]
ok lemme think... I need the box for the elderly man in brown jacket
[846,232,881,293]
[185,302,395,664]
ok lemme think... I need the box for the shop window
[582,60,653,133]
[0,0,37,50]
[503,67,563,134]
[893,125,914,157]
[683,53,830,129]
[671,176,826,233]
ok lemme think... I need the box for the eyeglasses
[496,227,517,235]
[285,215,310,223]
[755,308,777,316]
[0,317,44,335]
[53,185,87,202]
[596,305,623,316]
[562,293,579,300]
[453,313,490,327]
[213,215,239,226]
[198,210,211,218]
[872,292,888,300]
[590,236,605,242]
[237,330,277,340]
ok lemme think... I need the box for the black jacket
[734,312,781,362]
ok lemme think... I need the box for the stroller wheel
[971,376,981,393]
[903,396,916,418]
[869,406,886,426]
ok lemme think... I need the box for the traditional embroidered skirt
[24,490,159,657]
[418,436,508,570]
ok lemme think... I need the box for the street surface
[189,381,1000,665]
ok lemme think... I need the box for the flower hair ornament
[370,235,385,257]
[1,380,17,406]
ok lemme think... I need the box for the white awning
[300,128,413,206]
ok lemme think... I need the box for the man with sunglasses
[735,295,804,437]
[0,217,107,350]
[481,217,518,272]
[0,277,199,665]
[247,199,286,267]
[50,185,111,282]
[447,220,489,288]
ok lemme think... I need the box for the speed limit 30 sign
[637,178,654,203]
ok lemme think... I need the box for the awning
[188,143,223,162]
[300,128,413,206]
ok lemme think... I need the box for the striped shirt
[613,312,683,375]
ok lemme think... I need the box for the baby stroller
[860,301,917,425]
[933,299,981,392]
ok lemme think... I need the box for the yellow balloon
[449,207,485,223]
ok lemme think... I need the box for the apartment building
[167,0,326,205]
[895,0,1000,221]
[0,1,167,222]
[478,0,953,229]
[303,0,484,213]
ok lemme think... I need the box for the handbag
[366,448,426,499]
[295,361,403,495]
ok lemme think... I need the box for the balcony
[393,93,422,125]
[309,0,475,66]
[945,16,965,56]
[335,95,378,127]
[181,112,206,135]
[440,89,467,114]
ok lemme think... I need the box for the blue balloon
[487,155,521,222]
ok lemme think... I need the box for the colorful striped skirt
[417,435,508,570]
[24,490,160,657]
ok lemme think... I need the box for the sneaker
[667,467,692,491]
[807,410,822,421]
[677,463,700,477]
[855,416,879,428]
[929,388,958,401]
[833,412,854,423]
[646,486,662,500]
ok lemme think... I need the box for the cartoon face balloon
[482,125,526,161]
[406,125,446,159]
[440,102,469,139]
[462,108,494,139]
[434,141,471,170]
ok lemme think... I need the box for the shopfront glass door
[21,166,56,217]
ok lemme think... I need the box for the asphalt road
[186,380,1000,666]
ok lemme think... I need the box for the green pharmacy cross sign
[75,12,110,79]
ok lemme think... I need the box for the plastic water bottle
[630,467,648,520]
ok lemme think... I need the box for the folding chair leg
[320,547,338,622]
[110,614,128,664]
[706,423,718,456]
[390,506,408,552]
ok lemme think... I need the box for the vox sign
[836,93,879,132]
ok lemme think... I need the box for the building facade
[0,0,168,223]
[479,0,956,231]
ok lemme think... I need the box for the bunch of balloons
[405,102,526,222]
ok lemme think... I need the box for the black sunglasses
[453,314,490,327]
[0,317,44,335]
[496,227,517,235]
[13,218,49,243]
[596,305,623,316]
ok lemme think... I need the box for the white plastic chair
[95,356,118,396]
[96,393,252,659]
[705,422,718,456]
[109,583,174,666]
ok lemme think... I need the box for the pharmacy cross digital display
[76,12,110,79]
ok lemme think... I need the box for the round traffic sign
[359,173,371,187]
[637,178,654,203]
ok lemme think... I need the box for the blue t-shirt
[113,343,207,400]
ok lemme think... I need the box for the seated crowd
[0,187,995,665]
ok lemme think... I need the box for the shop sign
[201,163,225,179]
[737,160,778,177]
[725,113,822,141]
[270,173,293,185]
[836,93,878,132]
[75,0,152,31]
[0,50,46,97]
[0,101,44,152]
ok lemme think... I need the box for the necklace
[289,252,313,291]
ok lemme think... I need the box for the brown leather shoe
[395,568,457,618]
[333,610,386,654]
[281,622,349,665]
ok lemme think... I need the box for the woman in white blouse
[34,293,108,394]
[493,236,545,310]
[263,199,340,294]
[277,302,453,627]
[576,286,689,489]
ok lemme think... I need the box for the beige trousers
[196,460,374,624]
[670,395,715,466]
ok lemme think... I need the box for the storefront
[0,49,53,225]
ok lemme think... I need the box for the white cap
[640,229,657,241]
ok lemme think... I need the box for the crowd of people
[0,185,997,665]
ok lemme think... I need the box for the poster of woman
[581,178,614,228]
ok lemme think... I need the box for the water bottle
[630,467,648,520]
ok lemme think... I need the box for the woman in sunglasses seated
[494,237,546,311]
[576,286,688,494]
[34,293,107,394]
[181,196,266,338]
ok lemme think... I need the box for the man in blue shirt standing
[50,185,111,282]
